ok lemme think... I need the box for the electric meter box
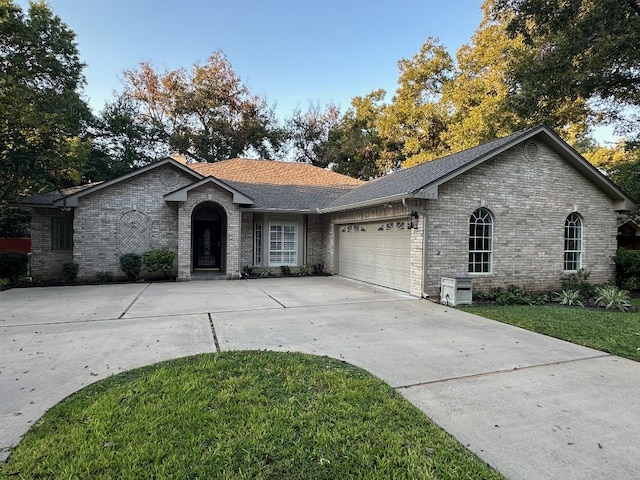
[440,276,473,306]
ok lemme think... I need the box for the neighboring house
[618,215,640,250]
[14,125,637,297]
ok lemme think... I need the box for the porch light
[409,212,419,229]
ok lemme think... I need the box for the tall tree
[440,1,522,150]
[328,90,404,179]
[120,52,286,162]
[495,0,640,131]
[85,95,165,182]
[0,0,91,203]
[377,38,455,167]
[286,102,340,167]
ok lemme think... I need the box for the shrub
[0,251,28,284]
[95,271,113,283]
[120,253,142,281]
[594,285,634,312]
[242,265,254,277]
[554,289,584,307]
[142,249,176,277]
[613,248,640,290]
[259,267,272,278]
[491,285,535,305]
[297,264,313,276]
[561,268,594,297]
[62,262,79,283]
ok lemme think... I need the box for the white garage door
[338,220,411,292]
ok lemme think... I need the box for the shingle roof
[187,158,363,211]
[189,158,364,187]
[220,180,355,211]
[323,127,537,210]
[14,183,101,207]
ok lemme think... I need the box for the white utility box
[440,276,473,306]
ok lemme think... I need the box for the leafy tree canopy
[495,0,640,132]
[0,0,91,203]
[119,52,287,162]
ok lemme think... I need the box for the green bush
[561,268,594,297]
[0,251,28,284]
[120,253,142,281]
[259,267,272,278]
[613,248,640,290]
[476,285,548,305]
[142,249,176,277]
[554,289,584,307]
[297,264,312,276]
[242,265,254,277]
[594,285,634,312]
[95,271,113,283]
[62,262,79,283]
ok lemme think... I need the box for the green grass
[0,351,503,480]
[461,298,640,362]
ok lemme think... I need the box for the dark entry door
[193,207,222,269]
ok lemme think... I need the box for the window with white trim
[269,223,297,265]
[564,213,582,271]
[468,207,493,273]
[254,222,262,265]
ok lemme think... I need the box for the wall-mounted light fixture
[409,212,419,229]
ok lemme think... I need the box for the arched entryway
[192,203,227,272]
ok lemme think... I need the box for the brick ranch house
[15,125,637,298]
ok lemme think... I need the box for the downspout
[403,198,430,299]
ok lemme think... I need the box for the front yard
[0,351,504,480]
[461,297,640,362]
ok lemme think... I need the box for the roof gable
[322,125,637,212]
[54,158,202,208]
[164,177,254,205]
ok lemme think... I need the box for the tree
[287,102,340,167]
[584,142,640,205]
[495,0,640,131]
[120,52,286,162]
[377,38,455,167]
[329,90,404,179]
[84,95,165,182]
[0,0,91,204]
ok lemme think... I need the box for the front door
[193,207,222,269]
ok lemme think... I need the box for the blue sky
[16,0,485,118]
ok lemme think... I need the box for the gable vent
[524,141,539,161]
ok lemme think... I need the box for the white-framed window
[254,222,263,265]
[468,207,493,273]
[564,213,583,271]
[269,222,297,266]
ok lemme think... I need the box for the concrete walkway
[1,277,639,479]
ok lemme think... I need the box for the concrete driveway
[1,277,639,479]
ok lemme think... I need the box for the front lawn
[461,298,640,362]
[0,351,504,480]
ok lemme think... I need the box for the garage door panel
[338,220,410,292]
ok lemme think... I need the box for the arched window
[469,207,493,273]
[564,213,583,271]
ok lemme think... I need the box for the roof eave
[317,193,411,214]
[53,158,203,207]
[240,207,318,214]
